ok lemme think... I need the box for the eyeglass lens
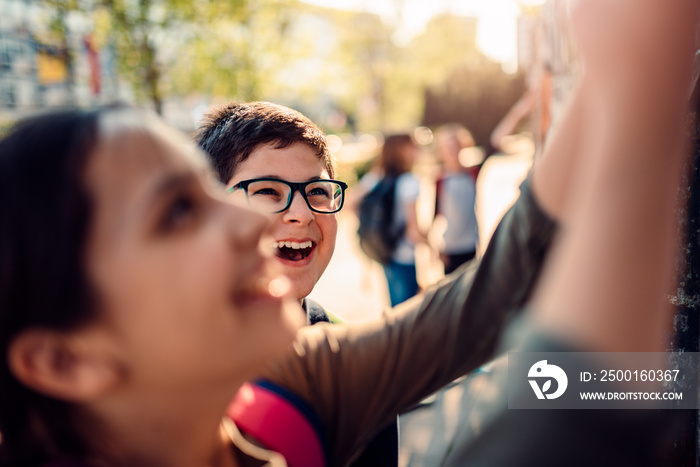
[245,180,343,213]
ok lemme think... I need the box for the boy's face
[228,142,338,301]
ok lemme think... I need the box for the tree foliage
[94,0,251,114]
[47,0,251,114]
[167,0,298,103]
[43,0,528,136]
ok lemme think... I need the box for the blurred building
[0,0,121,123]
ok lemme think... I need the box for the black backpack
[357,176,404,264]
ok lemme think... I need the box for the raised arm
[532,0,697,352]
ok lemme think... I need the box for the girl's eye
[161,194,196,231]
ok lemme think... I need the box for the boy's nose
[282,191,314,224]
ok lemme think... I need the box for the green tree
[168,0,297,103]
[329,11,397,131]
[323,12,487,132]
[95,0,239,115]
[48,0,250,114]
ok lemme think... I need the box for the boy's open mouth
[274,240,315,262]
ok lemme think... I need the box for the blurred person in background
[377,133,428,306]
[433,123,480,274]
[349,133,427,306]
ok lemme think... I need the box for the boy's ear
[7,328,122,402]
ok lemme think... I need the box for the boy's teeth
[274,241,313,249]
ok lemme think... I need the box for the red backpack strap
[227,380,327,467]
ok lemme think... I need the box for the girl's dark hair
[194,101,334,183]
[380,133,415,176]
[0,108,105,466]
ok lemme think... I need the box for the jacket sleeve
[260,177,557,466]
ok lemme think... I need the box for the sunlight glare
[302,0,542,68]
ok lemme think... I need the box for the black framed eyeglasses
[227,178,348,214]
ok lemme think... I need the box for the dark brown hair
[380,133,416,176]
[195,101,334,183]
[0,107,114,466]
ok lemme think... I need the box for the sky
[302,0,547,69]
